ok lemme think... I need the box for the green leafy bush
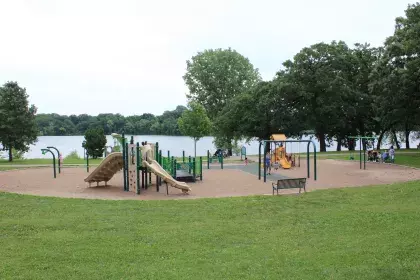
[65,150,80,160]
[83,128,106,159]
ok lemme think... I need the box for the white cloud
[0,0,414,115]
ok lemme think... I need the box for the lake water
[0,134,417,159]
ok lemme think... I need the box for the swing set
[258,134,318,183]
[348,136,377,170]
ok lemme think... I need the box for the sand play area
[1,159,420,200]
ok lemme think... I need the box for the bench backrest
[275,178,306,189]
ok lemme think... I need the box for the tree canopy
[83,128,107,159]
[178,102,212,157]
[35,106,188,136]
[183,48,261,154]
[0,82,38,161]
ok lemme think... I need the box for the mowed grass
[1,182,420,280]
[0,166,26,171]
[322,152,420,168]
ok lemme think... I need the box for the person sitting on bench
[382,150,389,162]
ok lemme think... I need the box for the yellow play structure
[268,134,298,170]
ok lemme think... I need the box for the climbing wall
[127,143,137,192]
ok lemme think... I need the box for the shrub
[83,128,106,159]
[65,150,80,160]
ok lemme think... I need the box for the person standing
[389,146,395,163]
[265,152,271,175]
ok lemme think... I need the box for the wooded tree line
[184,3,420,152]
[36,105,188,136]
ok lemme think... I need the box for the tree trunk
[392,130,400,149]
[8,148,13,162]
[336,136,342,151]
[405,129,410,149]
[376,130,386,150]
[318,133,326,152]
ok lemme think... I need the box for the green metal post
[122,134,126,191]
[313,142,317,180]
[307,142,310,178]
[221,154,223,170]
[125,142,129,191]
[207,150,210,169]
[359,139,362,170]
[363,141,366,170]
[149,171,152,184]
[41,148,56,178]
[188,156,192,173]
[167,150,170,160]
[159,150,162,186]
[183,151,185,163]
[200,156,203,180]
[263,142,266,182]
[155,142,159,160]
[173,159,177,178]
[193,157,196,182]
[136,143,140,194]
[47,146,61,174]
[258,142,261,180]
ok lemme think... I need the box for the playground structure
[258,134,317,183]
[84,134,204,195]
[268,134,300,169]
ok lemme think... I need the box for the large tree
[177,102,212,158]
[0,82,38,161]
[372,3,420,149]
[183,48,261,155]
[282,41,352,151]
[214,79,304,144]
[334,43,383,150]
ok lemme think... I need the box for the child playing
[389,146,395,163]
[265,152,271,175]
[245,157,248,166]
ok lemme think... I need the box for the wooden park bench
[272,178,307,195]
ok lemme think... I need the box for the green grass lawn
[0,166,26,171]
[321,152,420,168]
[1,182,420,279]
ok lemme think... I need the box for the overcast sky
[0,0,414,116]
